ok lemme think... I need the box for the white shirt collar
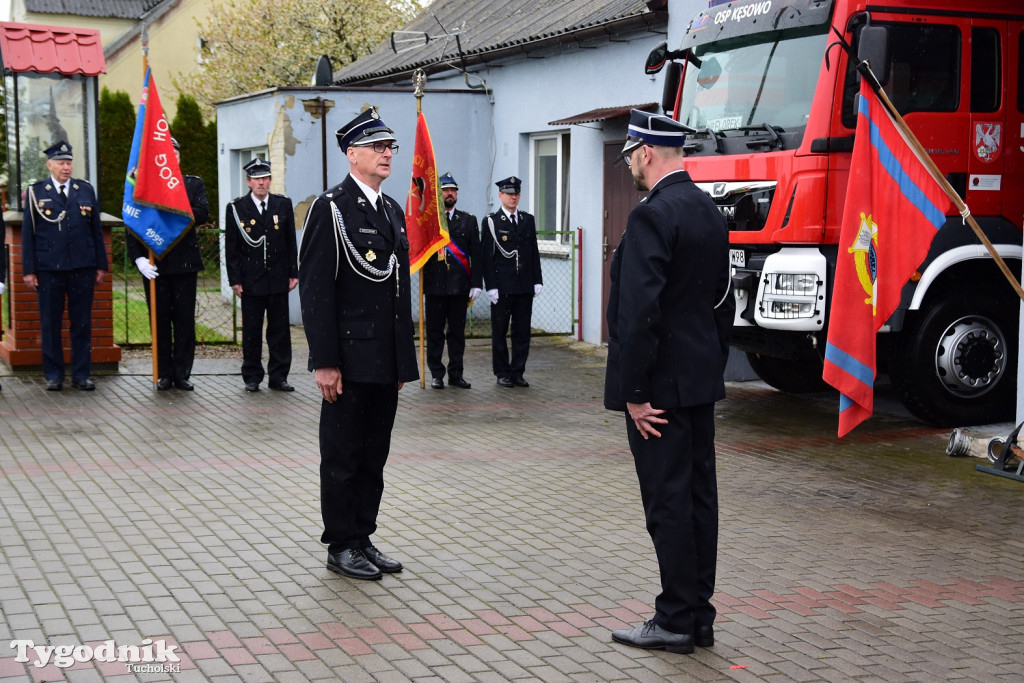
[50,176,67,191]
[501,208,517,221]
[350,174,381,207]
[250,192,269,210]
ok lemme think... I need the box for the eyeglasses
[370,142,399,154]
[622,146,640,167]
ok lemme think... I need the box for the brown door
[601,141,646,341]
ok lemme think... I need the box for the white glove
[486,289,499,305]
[534,284,543,297]
[135,257,158,280]
[0,282,5,295]
[469,287,482,301]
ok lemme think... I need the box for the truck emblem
[974,122,1001,164]
[712,182,727,197]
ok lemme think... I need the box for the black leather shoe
[512,375,530,387]
[497,377,513,387]
[362,546,403,573]
[174,379,195,391]
[156,377,173,390]
[268,381,295,392]
[430,377,445,389]
[326,549,382,580]
[611,620,694,654]
[244,382,260,392]
[449,376,471,389]
[71,378,96,391]
[46,379,63,391]
[695,625,714,648]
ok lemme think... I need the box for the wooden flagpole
[413,70,427,389]
[142,25,161,387]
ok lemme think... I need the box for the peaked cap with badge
[243,158,272,178]
[495,176,522,194]
[335,107,397,152]
[621,109,696,154]
[44,141,74,160]
[439,172,458,190]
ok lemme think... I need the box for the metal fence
[109,227,579,346]
[110,226,238,347]
[409,229,579,338]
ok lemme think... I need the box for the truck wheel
[745,351,829,393]
[890,292,1017,426]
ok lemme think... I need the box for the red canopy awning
[0,21,106,76]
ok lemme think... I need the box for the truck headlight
[754,248,827,331]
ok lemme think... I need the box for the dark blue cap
[622,109,695,154]
[44,141,73,160]
[243,158,271,178]
[439,172,458,190]
[495,176,521,194]
[335,107,396,153]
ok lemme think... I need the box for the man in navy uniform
[423,172,482,389]
[606,110,734,655]
[129,137,210,390]
[21,141,108,391]
[298,107,417,581]
[224,158,298,392]
[480,176,542,388]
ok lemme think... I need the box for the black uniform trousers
[319,381,399,553]
[37,268,95,383]
[490,292,533,378]
[143,272,197,381]
[240,291,291,385]
[626,403,718,635]
[425,294,469,380]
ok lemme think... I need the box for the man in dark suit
[606,110,734,655]
[128,137,209,391]
[224,158,298,392]
[423,172,482,389]
[21,141,108,392]
[480,176,542,387]
[298,107,417,581]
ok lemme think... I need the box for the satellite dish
[312,55,333,86]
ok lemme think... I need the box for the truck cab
[652,0,1024,425]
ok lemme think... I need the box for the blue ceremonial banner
[122,68,193,258]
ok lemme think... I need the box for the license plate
[729,248,745,268]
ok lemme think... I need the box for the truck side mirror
[645,42,669,75]
[857,25,891,87]
[661,61,682,113]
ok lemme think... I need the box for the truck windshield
[681,30,829,134]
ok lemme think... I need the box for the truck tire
[745,351,829,393]
[890,291,1017,426]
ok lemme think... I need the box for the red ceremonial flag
[134,72,192,218]
[405,112,449,273]
[822,78,951,437]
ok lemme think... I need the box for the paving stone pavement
[0,334,1022,682]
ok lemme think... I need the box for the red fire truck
[647,0,1024,426]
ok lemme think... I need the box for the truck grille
[695,181,777,232]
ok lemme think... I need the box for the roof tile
[0,21,107,76]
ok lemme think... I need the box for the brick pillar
[1,213,122,369]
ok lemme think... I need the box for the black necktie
[260,200,266,215]
[510,213,518,232]
[59,184,67,201]
[376,196,384,214]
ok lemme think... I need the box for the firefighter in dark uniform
[606,110,734,655]
[21,141,108,392]
[224,158,298,392]
[128,137,210,390]
[423,172,482,389]
[480,176,542,387]
[298,107,417,581]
